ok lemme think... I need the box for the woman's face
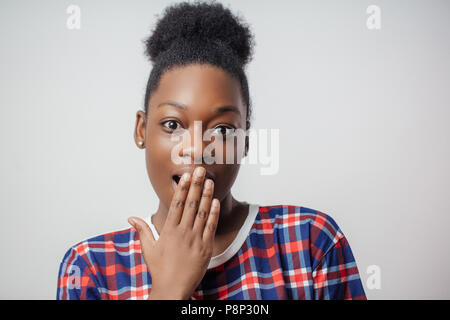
[134,64,248,210]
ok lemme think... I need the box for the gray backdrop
[1,0,449,299]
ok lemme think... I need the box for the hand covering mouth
[171,170,215,185]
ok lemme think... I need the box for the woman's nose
[179,121,208,164]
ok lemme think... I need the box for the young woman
[57,1,366,300]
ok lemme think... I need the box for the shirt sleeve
[312,235,367,300]
[56,247,102,300]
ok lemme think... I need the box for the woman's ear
[134,110,147,149]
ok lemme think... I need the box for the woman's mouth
[171,172,215,192]
[172,175,181,192]
[172,175,181,184]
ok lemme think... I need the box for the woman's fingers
[166,172,191,226]
[179,167,206,229]
[192,178,214,234]
[202,198,220,243]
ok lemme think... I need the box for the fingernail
[205,179,213,189]
[195,167,206,177]
[128,217,136,227]
[181,172,190,182]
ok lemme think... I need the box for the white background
[1,0,449,299]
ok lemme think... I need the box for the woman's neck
[152,193,247,236]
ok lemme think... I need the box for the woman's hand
[128,167,220,300]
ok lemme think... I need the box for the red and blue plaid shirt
[57,205,366,300]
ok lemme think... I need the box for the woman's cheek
[145,137,173,201]
[214,135,245,165]
[214,164,240,201]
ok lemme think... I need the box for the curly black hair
[142,0,255,129]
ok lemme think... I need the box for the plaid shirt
[56,205,366,300]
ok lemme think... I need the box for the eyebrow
[157,101,241,118]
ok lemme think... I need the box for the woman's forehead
[149,64,244,113]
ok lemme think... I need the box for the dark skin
[129,63,250,299]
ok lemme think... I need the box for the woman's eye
[214,125,235,136]
[162,120,181,131]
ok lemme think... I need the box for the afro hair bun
[145,0,255,66]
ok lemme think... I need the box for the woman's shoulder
[60,226,137,268]
[253,204,348,263]
[255,204,343,236]
[57,226,138,299]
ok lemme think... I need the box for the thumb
[128,216,156,246]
